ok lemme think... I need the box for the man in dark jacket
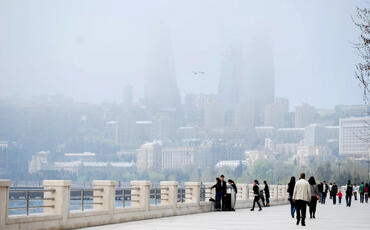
[331,183,338,205]
[317,182,323,203]
[250,180,262,211]
[346,180,353,207]
[220,175,227,211]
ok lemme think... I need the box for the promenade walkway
[82,201,370,230]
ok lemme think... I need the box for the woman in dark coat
[287,176,296,218]
[211,178,222,211]
[250,180,262,211]
[264,180,270,207]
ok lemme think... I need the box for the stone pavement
[81,200,370,230]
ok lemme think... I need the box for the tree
[353,7,370,103]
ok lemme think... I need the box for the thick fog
[0,0,366,108]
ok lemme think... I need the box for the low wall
[0,180,289,230]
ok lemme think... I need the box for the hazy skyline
[0,0,367,109]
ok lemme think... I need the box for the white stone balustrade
[1,179,289,230]
[184,182,200,205]
[130,180,151,211]
[93,180,116,214]
[160,181,178,208]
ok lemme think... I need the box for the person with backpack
[250,180,262,211]
[346,180,353,207]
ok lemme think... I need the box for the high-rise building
[218,43,243,110]
[295,104,317,128]
[264,98,289,128]
[339,117,370,158]
[122,85,133,108]
[144,24,180,110]
[240,36,275,125]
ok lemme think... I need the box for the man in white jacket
[293,173,311,226]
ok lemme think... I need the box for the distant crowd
[210,174,369,227]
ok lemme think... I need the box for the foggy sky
[0,0,367,109]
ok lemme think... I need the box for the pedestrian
[250,180,262,211]
[331,182,338,205]
[308,176,319,219]
[293,173,311,226]
[317,182,323,203]
[359,182,364,203]
[353,184,358,201]
[329,182,333,199]
[227,179,237,211]
[211,177,222,211]
[345,180,353,207]
[364,183,369,203]
[287,176,296,218]
[220,175,227,211]
[264,180,270,207]
[260,185,266,207]
[337,190,343,204]
[321,181,328,204]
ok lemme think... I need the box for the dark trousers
[309,196,317,217]
[354,192,357,200]
[346,194,352,206]
[289,199,296,217]
[252,196,262,210]
[321,192,326,204]
[295,200,307,224]
[365,193,368,203]
[360,193,364,203]
[339,197,342,204]
[332,194,337,204]
[215,192,222,210]
[221,194,227,210]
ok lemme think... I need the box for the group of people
[287,173,370,227]
[210,175,270,212]
[210,175,238,211]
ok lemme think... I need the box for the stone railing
[0,179,289,230]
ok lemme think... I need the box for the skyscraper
[240,35,275,125]
[144,23,180,110]
[218,42,243,110]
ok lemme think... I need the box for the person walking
[287,176,296,218]
[227,179,237,211]
[250,180,262,211]
[329,182,333,200]
[220,175,227,211]
[353,184,358,201]
[345,180,353,207]
[264,180,270,207]
[259,185,266,207]
[211,178,222,211]
[321,181,328,204]
[359,182,364,203]
[364,183,369,203]
[317,182,323,203]
[331,183,338,205]
[337,190,343,204]
[293,173,311,226]
[308,176,319,219]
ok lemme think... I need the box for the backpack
[347,184,353,194]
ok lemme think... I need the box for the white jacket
[293,179,311,202]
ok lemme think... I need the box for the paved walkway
[82,201,370,230]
